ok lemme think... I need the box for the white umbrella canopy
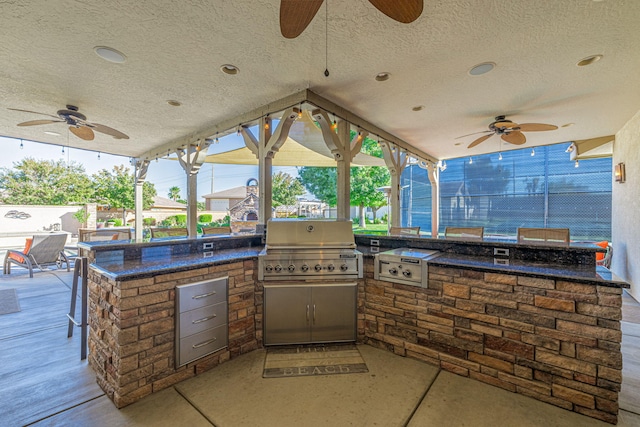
[203,112,386,167]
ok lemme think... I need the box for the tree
[298,167,337,206]
[168,186,181,201]
[92,165,157,222]
[0,158,93,205]
[297,135,390,226]
[272,171,305,207]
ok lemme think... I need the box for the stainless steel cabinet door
[311,284,357,343]
[264,285,311,345]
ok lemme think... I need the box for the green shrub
[143,218,156,226]
[112,218,123,226]
[198,214,213,223]
[160,217,176,227]
[175,214,187,225]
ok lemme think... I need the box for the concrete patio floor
[1,262,640,426]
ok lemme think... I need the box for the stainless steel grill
[258,219,362,281]
[374,248,441,287]
[259,219,362,346]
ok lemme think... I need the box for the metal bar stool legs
[67,257,88,360]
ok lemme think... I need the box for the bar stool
[67,257,88,360]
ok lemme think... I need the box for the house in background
[203,178,259,232]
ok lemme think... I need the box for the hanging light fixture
[574,160,579,168]
[531,148,535,156]
[61,146,65,154]
[237,125,241,136]
[20,139,24,149]
[469,157,473,164]
[498,152,503,161]
[97,152,101,160]
[264,115,270,130]
[438,160,447,172]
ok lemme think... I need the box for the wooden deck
[1,262,640,425]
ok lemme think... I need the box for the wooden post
[176,139,211,237]
[380,142,408,227]
[312,109,366,220]
[133,159,149,240]
[420,160,440,238]
[241,108,300,228]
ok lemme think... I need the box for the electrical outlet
[371,239,380,246]
[203,242,214,250]
[494,248,509,256]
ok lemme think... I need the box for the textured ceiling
[1,0,639,162]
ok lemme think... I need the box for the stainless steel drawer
[178,302,227,337]
[178,324,228,366]
[176,277,227,312]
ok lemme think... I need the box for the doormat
[0,289,21,315]
[263,343,368,378]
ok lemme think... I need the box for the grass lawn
[353,223,388,235]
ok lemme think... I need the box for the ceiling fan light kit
[9,104,129,141]
[459,115,558,149]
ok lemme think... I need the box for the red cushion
[595,241,608,261]
[8,238,33,263]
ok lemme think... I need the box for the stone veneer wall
[88,259,258,408]
[361,259,623,424]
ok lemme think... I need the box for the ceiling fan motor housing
[57,105,87,124]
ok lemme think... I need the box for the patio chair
[202,226,231,235]
[149,227,188,238]
[517,227,570,246]
[445,227,484,240]
[79,228,131,242]
[389,226,420,236]
[595,241,613,269]
[3,233,70,278]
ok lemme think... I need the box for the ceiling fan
[280,0,423,38]
[8,105,129,141]
[457,115,558,149]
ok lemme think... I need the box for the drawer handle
[192,338,217,349]
[192,314,217,324]
[193,291,216,299]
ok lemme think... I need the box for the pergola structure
[131,90,438,239]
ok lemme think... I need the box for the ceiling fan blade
[280,0,324,39]
[468,134,493,148]
[69,126,95,141]
[8,108,59,119]
[368,0,423,23]
[17,119,63,127]
[455,130,492,139]
[90,123,130,139]
[502,131,526,145]
[517,123,558,132]
[494,121,519,130]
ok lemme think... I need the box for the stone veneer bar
[360,258,623,424]
[88,259,259,407]
[82,234,624,423]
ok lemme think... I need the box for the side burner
[374,248,441,287]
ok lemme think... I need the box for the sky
[0,135,301,201]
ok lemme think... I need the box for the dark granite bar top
[90,247,262,281]
[358,246,627,288]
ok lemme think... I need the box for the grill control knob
[327,264,335,272]
[314,264,322,272]
[265,265,274,272]
[402,270,412,278]
[274,265,282,272]
[301,264,309,272]
[340,264,348,272]
[389,267,398,275]
[288,265,295,272]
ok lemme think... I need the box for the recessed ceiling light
[94,46,127,63]
[375,72,391,82]
[469,62,495,76]
[561,122,575,128]
[44,131,60,136]
[577,54,603,67]
[220,64,239,75]
[412,105,425,112]
[167,100,182,107]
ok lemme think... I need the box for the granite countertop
[358,246,628,288]
[90,247,262,281]
[88,244,628,288]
